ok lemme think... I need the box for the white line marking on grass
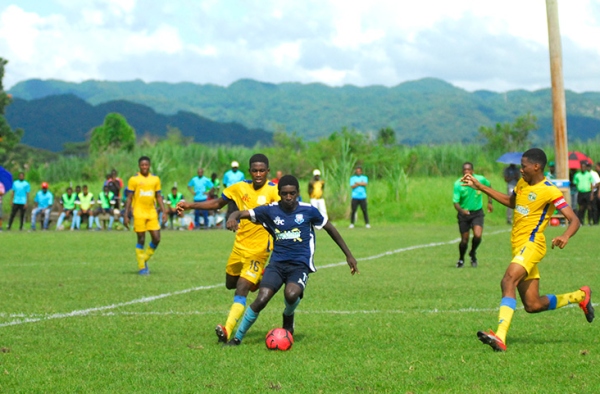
[0,284,222,328]
[1,230,510,328]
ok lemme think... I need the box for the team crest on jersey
[274,216,285,225]
[257,195,266,205]
[528,192,537,201]
[295,214,304,224]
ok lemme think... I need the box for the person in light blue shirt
[7,172,31,231]
[187,167,214,229]
[31,182,54,230]
[222,161,246,223]
[349,166,370,228]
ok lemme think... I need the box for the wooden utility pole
[546,0,568,180]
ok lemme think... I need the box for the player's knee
[523,301,544,314]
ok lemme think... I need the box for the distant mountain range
[7,78,600,150]
[5,94,272,152]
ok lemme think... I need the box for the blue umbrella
[496,152,523,165]
[0,166,13,191]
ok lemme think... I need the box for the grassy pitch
[1,224,598,393]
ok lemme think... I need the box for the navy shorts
[457,208,484,233]
[261,260,310,294]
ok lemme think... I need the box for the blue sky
[1,0,599,92]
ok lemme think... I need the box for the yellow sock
[554,290,585,309]
[135,248,147,270]
[495,297,517,344]
[145,247,155,263]
[225,302,246,340]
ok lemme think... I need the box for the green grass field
[1,224,599,393]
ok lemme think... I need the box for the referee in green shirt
[453,162,493,268]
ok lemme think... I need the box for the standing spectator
[166,186,185,230]
[74,185,95,230]
[544,161,556,180]
[271,170,283,185]
[349,166,370,229]
[593,163,600,225]
[453,162,493,268]
[208,172,222,227]
[503,164,520,224]
[31,182,53,231]
[187,167,214,229]
[124,156,168,275]
[56,186,78,230]
[573,161,594,226]
[7,172,30,231]
[104,173,120,209]
[223,161,245,221]
[309,169,328,220]
[111,169,124,208]
[0,181,4,230]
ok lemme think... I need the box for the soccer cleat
[224,338,241,346]
[477,330,506,352]
[469,251,478,268]
[215,324,228,343]
[349,224,355,229]
[283,313,295,335]
[579,286,594,323]
[456,260,464,268]
[365,224,371,229]
[138,267,150,275]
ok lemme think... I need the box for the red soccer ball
[550,217,560,226]
[265,328,294,351]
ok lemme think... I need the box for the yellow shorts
[134,216,160,233]
[226,247,270,285]
[510,241,546,281]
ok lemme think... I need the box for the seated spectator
[31,182,54,231]
[166,186,185,230]
[74,185,95,230]
[94,185,116,230]
[56,186,78,230]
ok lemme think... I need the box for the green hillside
[9,78,600,144]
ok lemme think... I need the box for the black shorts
[457,208,484,233]
[261,260,310,295]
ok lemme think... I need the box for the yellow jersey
[310,179,324,199]
[511,178,568,248]
[223,180,280,252]
[127,172,162,219]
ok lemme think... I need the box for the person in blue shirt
[223,161,245,222]
[187,167,214,229]
[224,175,359,346]
[349,166,370,228]
[7,172,30,231]
[31,182,54,231]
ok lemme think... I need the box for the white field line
[0,230,510,328]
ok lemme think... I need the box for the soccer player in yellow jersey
[462,148,594,352]
[124,156,168,275]
[176,153,280,343]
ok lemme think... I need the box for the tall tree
[478,112,538,152]
[0,57,24,164]
[89,113,136,154]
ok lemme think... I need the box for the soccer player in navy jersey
[224,175,359,346]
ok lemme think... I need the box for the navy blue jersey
[249,201,327,272]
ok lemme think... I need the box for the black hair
[249,153,269,168]
[278,175,299,192]
[523,148,547,169]
[139,156,151,164]
[463,162,474,169]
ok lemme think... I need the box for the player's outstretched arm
[462,174,514,208]
[323,222,359,275]
[551,205,580,249]
[226,209,251,232]
[177,198,226,215]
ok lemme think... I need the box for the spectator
[56,186,78,230]
[594,163,600,225]
[7,172,30,231]
[544,161,556,180]
[309,169,328,220]
[349,166,370,229]
[223,161,245,221]
[111,169,124,208]
[74,185,95,230]
[31,182,53,231]
[573,161,594,226]
[94,185,116,230]
[104,173,120,209]
[187,167,214,229]
[503,164,520,224]
[271,170,283,184]
[209,172,221,199]
[166,186,185,230]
